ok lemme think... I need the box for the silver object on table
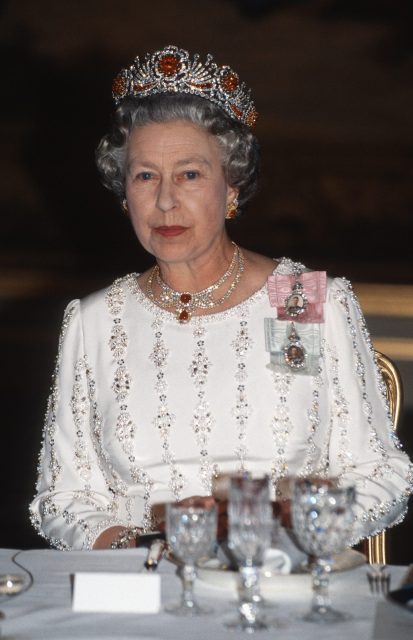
[143,539,167,572]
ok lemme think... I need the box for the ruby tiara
[112,45,258,127]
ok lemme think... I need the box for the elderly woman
[30,46,412,551]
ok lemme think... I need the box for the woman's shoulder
[245,251,321,277]
[77,273,139,315]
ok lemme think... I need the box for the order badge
[284,282,308,318]
[264,319,321,375]
[283,324,307,369]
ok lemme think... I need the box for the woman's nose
[156,177,177,212]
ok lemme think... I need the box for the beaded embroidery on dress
[29,258,413,550]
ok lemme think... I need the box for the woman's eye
[184,170,199,180]
[137,172,153,181]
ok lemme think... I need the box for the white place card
[73,572,161,613]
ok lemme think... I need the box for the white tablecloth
[0,548,411,639]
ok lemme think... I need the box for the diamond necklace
[146,243,245,323]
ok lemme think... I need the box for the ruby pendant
[178,309,190,323]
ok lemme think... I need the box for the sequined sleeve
[29,300,127,550]
[324,277,413,541]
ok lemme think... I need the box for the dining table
[0,547,411,639]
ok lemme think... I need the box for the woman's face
[124,120,237,266]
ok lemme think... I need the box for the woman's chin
[148,244,195,265]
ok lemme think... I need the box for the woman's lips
[154,226,188,237]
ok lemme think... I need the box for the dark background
[1,0,412,561]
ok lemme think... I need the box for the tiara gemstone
[246,109,258,127]
[133,82,156,93]
[190,82,213,90]
[221,70,239,93]
[158,54,181,76]
[112,75,127,98]
[230,104,242,119]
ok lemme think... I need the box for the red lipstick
[154,226,188,237]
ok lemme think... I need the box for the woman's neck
[156,238,236,293]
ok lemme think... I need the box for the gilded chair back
[367,350,403,565]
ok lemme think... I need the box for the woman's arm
[29,300,135,550]
[324,278,413,541]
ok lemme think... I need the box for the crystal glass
[292,477,356,623]
[165,502,217,616]
[225,475,277,632]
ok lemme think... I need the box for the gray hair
[95,94,260,213]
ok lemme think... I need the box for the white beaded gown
[29,259,413,550]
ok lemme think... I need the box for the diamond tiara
[112,45,258,127]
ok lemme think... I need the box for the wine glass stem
[311,559,332,615]
[238,566,260,625]
[180,564,197,609]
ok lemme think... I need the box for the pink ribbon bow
[267,271,327,323]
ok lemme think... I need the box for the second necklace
[146,243,245,323]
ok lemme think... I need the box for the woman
[30,45,412,551]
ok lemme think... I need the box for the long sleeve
[29,300,128,550]
[324,277,413,540]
